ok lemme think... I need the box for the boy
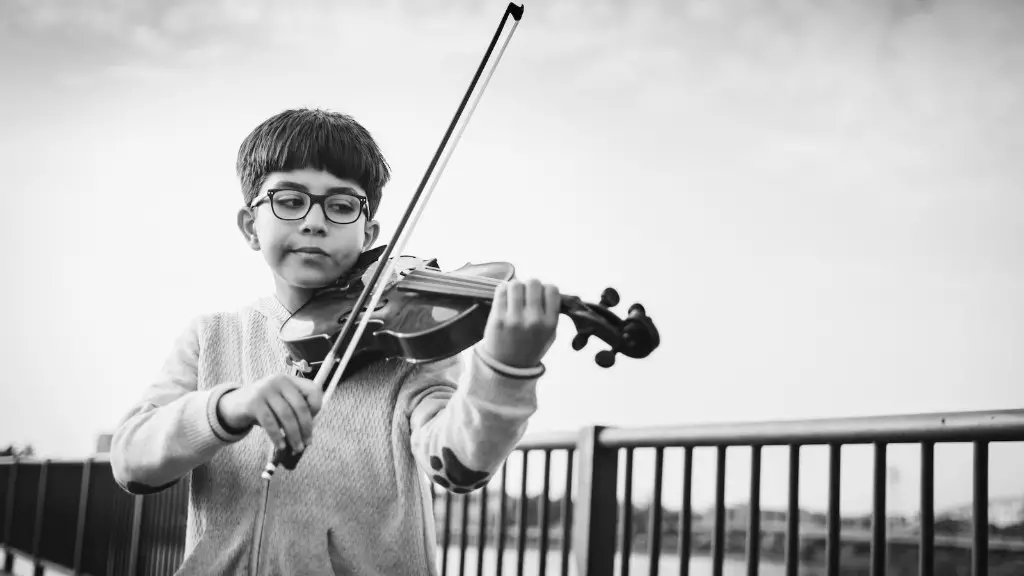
[110,108,560,575]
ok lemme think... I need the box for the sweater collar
[254,294,293,327]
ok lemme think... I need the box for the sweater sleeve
[400,344,541,494]
[109,315,251,495]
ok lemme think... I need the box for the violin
[260,3,661,478]
[280,246,659,376]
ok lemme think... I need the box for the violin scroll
[599,287,619,308]
[561,287,660,368]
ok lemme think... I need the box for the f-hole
[337,299,389,324]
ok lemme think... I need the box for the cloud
[0,0,273,82]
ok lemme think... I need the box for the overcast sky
[1,0,1021,517]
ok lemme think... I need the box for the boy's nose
[300,204,328,234]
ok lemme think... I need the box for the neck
[273,276,318,313]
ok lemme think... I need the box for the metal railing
[3,408,1023,576]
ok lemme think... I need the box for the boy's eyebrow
[272,180,366,198]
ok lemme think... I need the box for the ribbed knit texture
[110,295,539,575]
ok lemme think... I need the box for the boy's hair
[236,108,390,218]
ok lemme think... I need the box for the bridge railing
[3,408,1024,576]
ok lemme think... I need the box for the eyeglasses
[250,189,368,225]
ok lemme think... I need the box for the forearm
[110,382,249,494]
[409,346,540,492]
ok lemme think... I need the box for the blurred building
[95,433,113,454]
[938,496,1024,527]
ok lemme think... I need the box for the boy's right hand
[217,373,323,454]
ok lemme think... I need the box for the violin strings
[413,267,503,285]
[402,277,499,292]
[393,266,517,300]
[404,274,502,296]
[404,272,495,289]
[397,280,495,299]
[413,266,497,280]
[405,268,503,288]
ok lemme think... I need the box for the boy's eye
[273,192,306,207]
[326,197,359,214]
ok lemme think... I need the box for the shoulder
[183,309,239,337]
[179,296,279,346]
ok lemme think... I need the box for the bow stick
[261,3,526,480]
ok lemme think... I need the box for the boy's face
[237,168,379,290]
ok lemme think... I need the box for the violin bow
[262,3,526,479]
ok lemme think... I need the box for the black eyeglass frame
[250,188,369,225]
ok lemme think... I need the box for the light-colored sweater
[109,295,539,575]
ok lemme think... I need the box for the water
[439,547,789,576]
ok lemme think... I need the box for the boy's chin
[281,269,337,290]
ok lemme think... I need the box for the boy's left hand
[480,278,561,368]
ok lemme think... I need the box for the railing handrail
[514,430,577,451]
[4,408,1023,463]
[0,456,106,465]
[597,408,1024,448]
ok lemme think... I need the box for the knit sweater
[109,295,539,575]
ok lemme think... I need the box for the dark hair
[236,108,390,218]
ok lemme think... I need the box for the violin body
[280,250,515,383]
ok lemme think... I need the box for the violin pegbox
[561,287,660,368]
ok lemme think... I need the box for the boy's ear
[237,208,261,250]
[363,219,380,251]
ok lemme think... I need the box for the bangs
[237,109,389,217]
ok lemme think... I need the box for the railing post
[127,494,144,576]
[3,458,18,573]
[31,460,49,576]
[572,425,618,576]
[73,459,93,576]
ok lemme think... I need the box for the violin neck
[397,268,574,312]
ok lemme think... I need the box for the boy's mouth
[293,246,329,256]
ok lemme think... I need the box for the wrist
[479,338,542,369]
[475,344,546,379]
[216,390,252,433]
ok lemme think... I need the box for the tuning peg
[628,303,646,318]
[572,332,591,351]
[600,287,619,308]
[595,348,617,368]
